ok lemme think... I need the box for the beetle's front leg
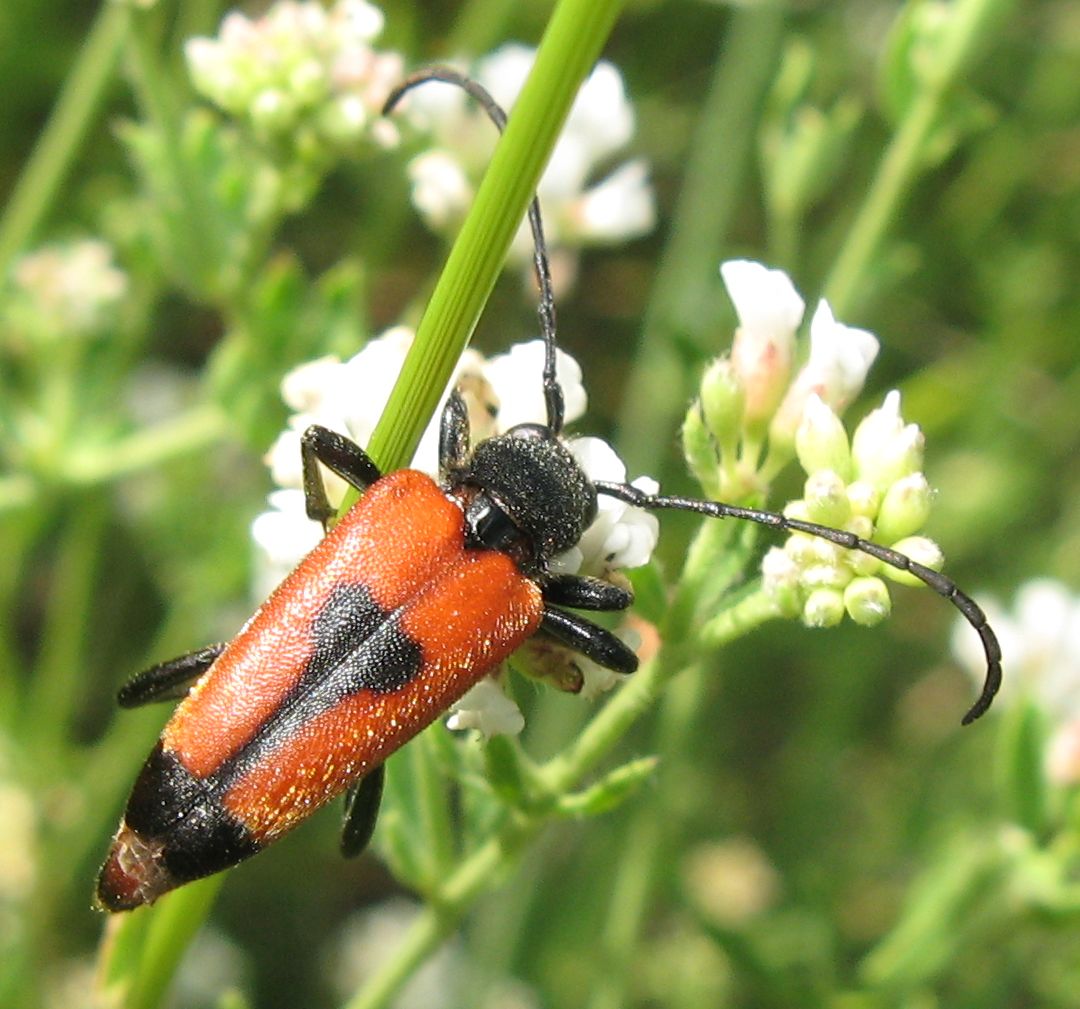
[301,425,383,530]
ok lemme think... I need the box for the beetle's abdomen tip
[95,823,174,912]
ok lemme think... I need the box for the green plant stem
[617,7,786,475]
[0,2,130,275]
[347,586,777,1009]
[586,662,707,1009]
[0,475,36,514]
[342,819,534,1009]
[361,0,626,479]
[66,404,229,485]
[823,0,1015,316]
[124,878,225,1009]
[123,8,224,300]
[25,496,107,758]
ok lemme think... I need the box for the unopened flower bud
[884,536,944,586]
[846,480,881,519]
[851,390,925,492]
[762,547,803,618]
[803,469,851,528]
[845,515,880,577]
[844,576,892,626]
[682,402,719,492]
[700,357,746,450]
[875,472,932,543]
[803,587,845,627]
[795,394,852,480]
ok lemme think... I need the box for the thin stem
[617,7,786,475]
[823,0,1016,316]
[0,2,130,275]
[123,8,224,299]
[65,404,228,485]
[25,496,107,758]
[586,663,707,1009]
[342,820,534,1009]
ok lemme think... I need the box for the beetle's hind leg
[301,425,383,529]
[117,644,227,708]
[341,764,385,857]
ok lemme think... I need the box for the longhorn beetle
[96,68,1002,912]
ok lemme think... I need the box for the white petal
[446,678,525,737]
[568,160,656,243]
[720,260,805,337]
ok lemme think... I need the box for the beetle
[96,68,1002,912]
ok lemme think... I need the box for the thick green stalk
[362,0,626,477]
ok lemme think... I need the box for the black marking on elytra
[122,742,259,881]
[210,583,423,791]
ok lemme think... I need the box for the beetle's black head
[452,424,597,569]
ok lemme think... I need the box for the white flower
[254,336,657,590]
[406,150,473,229]
[446,677,525,737]
[550,438,659,577]
[482,340,586,432]
[563,160,656,244]
[400,44,654,286]
[952,579,1080,784]
[720,260,804,426]
[9,239,128,338]
[721,259,805,343]
[770,300,879,442]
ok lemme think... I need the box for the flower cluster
[763,390,941,628]
[253,331,659,734]
[398,44,656,291]
[686,260,942,629]
[4,240,128,344]
[953,579,1080,785]
[185,0,403,154]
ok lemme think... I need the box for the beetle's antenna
[384,67,565,435]
[593,481,1003,725]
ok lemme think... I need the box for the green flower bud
[700,357,745,451]
[681,401,719,492]
[251,87,299,132]
[762,546,803,618]
[845,515,880,577]
[803,587,845,627]
[289,58,329,106]
[844,576,892,626]
[875,473,932,543]
[884,536,944,586]
[803,469,852,528]
[847,480,881,519]
[795,394,852,480]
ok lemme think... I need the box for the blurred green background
[1,1,1078,1008]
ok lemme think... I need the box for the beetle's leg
[117,644,227,708]
[540,607,638,674]
[438,391,471,479]
[540,574,633,612]
[301,425,383,529]
[341,763,385,858]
